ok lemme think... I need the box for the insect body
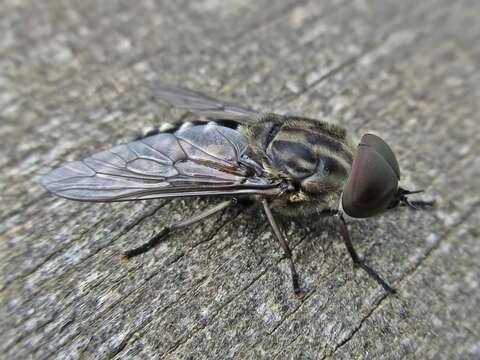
[41,84,433,298]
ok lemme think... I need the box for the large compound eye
[342,134,400,218]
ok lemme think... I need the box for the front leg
[338,214,396,293]
[262,199,305,299]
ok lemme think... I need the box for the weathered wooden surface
[1,0,479,359]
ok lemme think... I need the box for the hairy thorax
[245,114,354,218]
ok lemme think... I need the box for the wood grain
[1,0,479,358]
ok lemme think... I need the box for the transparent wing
[148,83,259,123]
[41,124,281,202]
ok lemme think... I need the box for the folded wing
[41,124,280,202]
[148,83,259,123]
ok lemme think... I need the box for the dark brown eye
[342,134,400,218]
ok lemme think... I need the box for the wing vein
[176,136,230,165]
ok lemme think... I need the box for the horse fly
[41,84,434,298]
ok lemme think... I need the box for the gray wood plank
[1,0,479,359]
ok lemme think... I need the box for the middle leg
[262,199,305,299]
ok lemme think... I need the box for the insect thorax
[244,114,354,216]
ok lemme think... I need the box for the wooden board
[1,0,479,358]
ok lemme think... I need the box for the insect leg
[261,199,305,299]
[120,198,237,260]
[338,214,396,293]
